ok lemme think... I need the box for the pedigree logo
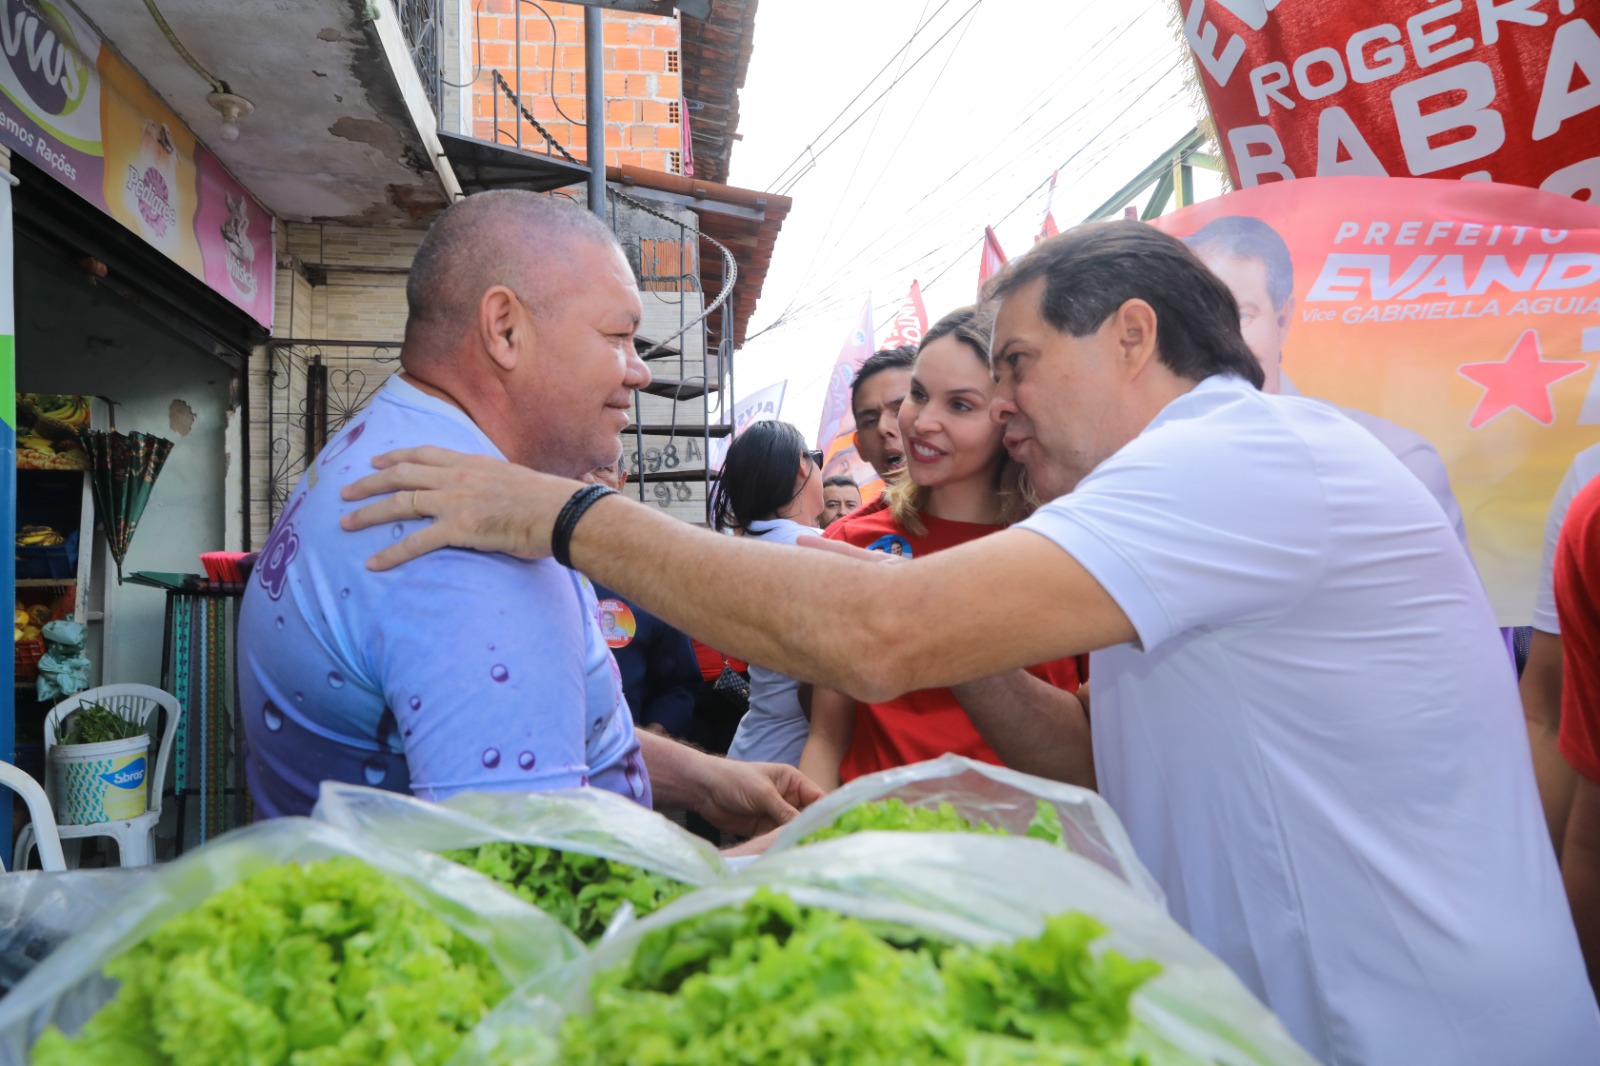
[124,119,178,237]
[126,161,176,235]
[1,0,87,118]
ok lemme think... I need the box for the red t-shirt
[822,501,1081,782]
[1557,477,1600,786]
[691,639,746,682]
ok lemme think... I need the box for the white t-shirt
[1533,442,1600,633]
[1018,375,1597,1066]
[1280,374,1471,557]
[726,517,817,766]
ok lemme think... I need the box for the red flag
[978,226,1008,300]
[880,280,929,351]
[1036,171,1060,244]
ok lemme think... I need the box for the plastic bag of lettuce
[452,834,1319,1066]
[0,868,157,996]
[766,755,1164,904]
[314,783,727,942]
[0,818,581,1065]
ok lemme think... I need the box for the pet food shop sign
[0,0,273,327]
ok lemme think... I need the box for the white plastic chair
[13,684,182,869]
[1,760,65,871]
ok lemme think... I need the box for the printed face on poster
[0,0,273,327]
[1152,175,1600,624]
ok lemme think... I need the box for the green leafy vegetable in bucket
[53,702,145,745]
[802,797,1071,848]
[31,857,508,1066]
[442,841,688,943]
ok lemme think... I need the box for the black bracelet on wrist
[552,484,616,569]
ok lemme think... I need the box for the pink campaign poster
[1152,176,1600,622]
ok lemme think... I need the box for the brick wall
[468,0,685,173]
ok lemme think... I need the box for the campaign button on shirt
[597,598,637,648]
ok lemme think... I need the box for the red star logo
[1457,330,1587,429]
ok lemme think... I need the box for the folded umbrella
[79,429,174,584]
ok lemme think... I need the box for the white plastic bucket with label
[49,735,151,825]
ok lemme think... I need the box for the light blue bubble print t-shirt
[239,377,649,818]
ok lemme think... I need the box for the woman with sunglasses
[713,421,826,768]
[798,305,1090,790]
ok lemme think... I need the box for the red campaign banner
[1177,1,1600,200]
[1037,170,1060,244]
[1150,175,1600,624]
[0,0,275,326]
[880,280,929,351]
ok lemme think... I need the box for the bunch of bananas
[19,394,89,433]
[17,525,65,547]
[17,394,89,455]
[14,602,48,642]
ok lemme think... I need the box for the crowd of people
[240,189,1600,1065]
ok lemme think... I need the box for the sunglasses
[803,449,825,470]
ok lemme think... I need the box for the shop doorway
[6,160,258,864]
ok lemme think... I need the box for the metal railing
[260,341,403,526]
[352,1,744,526]
[397,0,446,117]
[618,186,732,525]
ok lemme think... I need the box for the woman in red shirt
[798,305,1089,790]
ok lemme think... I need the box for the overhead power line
[765,0,985,196]
[770,47,1184,330]
[762,0,963,191]
[756,4,1175,330]
[768,0,985,329]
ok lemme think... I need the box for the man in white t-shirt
[339,220,1600,1065]
[1182,215,1472,556]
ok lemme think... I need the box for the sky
[721,0,1224,440]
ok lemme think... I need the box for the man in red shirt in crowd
[1554,476,1600,993]
[846,346,915,491]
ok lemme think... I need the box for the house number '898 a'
[626,439,704,473]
